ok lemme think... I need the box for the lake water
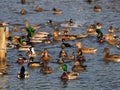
[0,0,120,90]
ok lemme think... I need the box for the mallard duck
[17,54,27,64]
[104,32,116,41]
[28,61,43,67]
[86,25,97,35]
[57,58,65,64]
[35,6,43,12]
[20,9,27,15]
[94,6,102,12]
[72,60,86,72]
[59,64,79,80]
[17,66,30,79]
[41,48,52,62]
[53,29,76,41]
[40,66,53,74]
[27,46,36,57]
[59,48,68,58]
[52,8,63,14]
[104,48,120,62]
[61,39,72,48]
[25,19,40,30]
[108,26,120,33]
[21,0,26,4]
[76,42,97,54]
[63,52,75,60]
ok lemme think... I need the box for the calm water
[0,0,120,90]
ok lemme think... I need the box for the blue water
[0,0,120,90]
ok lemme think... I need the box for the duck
[57,58,65,64]
[59,48,68,58]
[94,6,102,12]
[61,39,72,48]
[108,26,120,33]
[25,19,40,30]
[28,61,43,68]
[20,9,27,15]
[17,54,27,64]
[59,64,79,80]
[53,29,76,41]
[63,52,75,60]
[52,8,63,14]
[86,25,97,35]
[104,32,116,41]
[35,6,43,12]
[75,42,97,54]
[103,48,120,62]
[41,48,52,62]
[21,0,26,4]
[40,66,53,74]
[72,60,86,72]
[17,66,30,79]
[27,46,36,57]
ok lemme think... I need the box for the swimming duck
[75,42,97,54]
[61,39,72,48]
[59,64,79,80]
[17,66,30,79]
[17,54,27,64]
[63,52,75,60]
[53,29,76,41]
[20,9,27,15]
[21,0,26,4]
[35,6,43,12]
[104,32,116,41]
[41,48,52,62]
[86,25,97,35]
[40,62,53,74]
[108,26,120,33]
[59,48,68,58]
[104,48,120,62]
[0,21,9,26]
[28,61,43,68]
[27,46,36,57]
[72,60,86,72]
[25,19,40,30]
[57,58,65,64]
[94,6,102,12]
[52,8,63,14]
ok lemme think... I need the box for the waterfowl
[17,66,30,79]
[41,48,52,62]
[59,48,68,58]
[17,54,27,64]
[75,42,97,54]
[86,25,97,35]
[25,19,40,30]
[20,9,27,15]
[108,26,120,33]
[21,0,26,4]
[72,60,86,72]
[57,58,65,64]
[61,39,72,48]
[52,8,63,14]
[35,6,43,12]
[40,65,53,74]
[53,29,76,41]
[63,52,75,60]
[0,21,9,26]
[104,48,120,62]
[94,6,102,12]
[27,46,36,57]
[59,64,79,80]
[28,61,43,68]
[104,32,116,41]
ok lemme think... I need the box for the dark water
[0,0,120,90]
